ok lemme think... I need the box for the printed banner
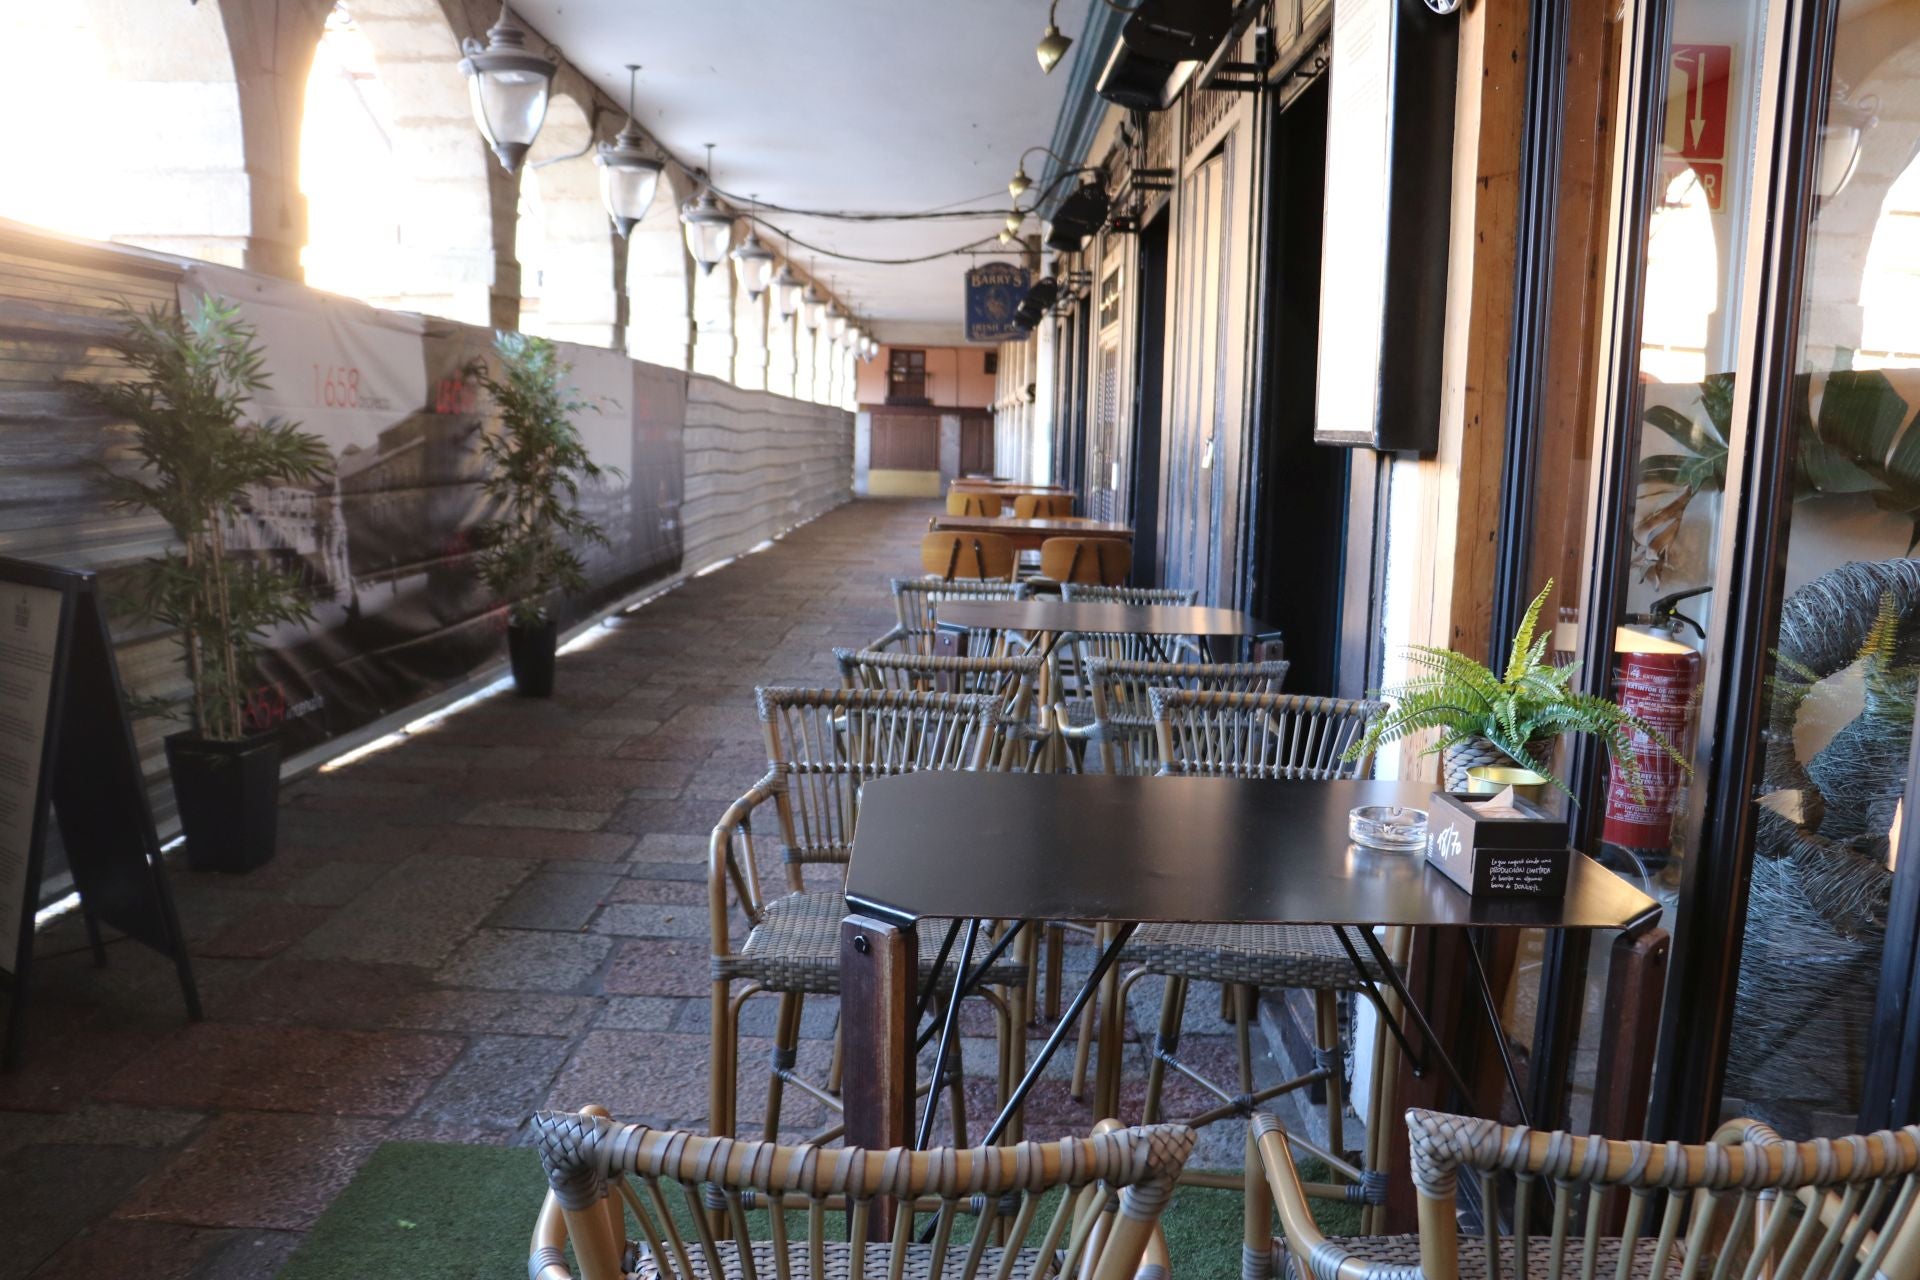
[176,265,684,753]
[965,263,1032,343]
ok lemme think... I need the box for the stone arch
[301,0,496,324]
[627,165,696,371]
[0,0,253,263]
[518,93,618,346]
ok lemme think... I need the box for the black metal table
[934,599,1263,665]
[837,772,1659,1155]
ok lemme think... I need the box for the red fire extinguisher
[1602,639,1701,850]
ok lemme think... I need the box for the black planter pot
[508,617,559,697]
[164,730,281,874]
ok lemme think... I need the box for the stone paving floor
[0,497,1278,1279]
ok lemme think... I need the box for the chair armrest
[867,624,913,653]
[709,769,784,958]
[529,1188,573,1280]
[1252,1113,1422,1280]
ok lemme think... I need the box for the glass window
[1724,10,1920,1134]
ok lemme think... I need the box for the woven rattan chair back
[754,687,1000,879]
[832,649,1045,770]
[878,577,1030,657]
[1013,492,1075,518]
[921,532,1017,582]
[1039,537,1132,586]
[1149,687,1381,780]
[1253,1107,1920,1280]
[532,1109,1196,1280]
[1061,585,1198,607]
[946,491,1002,517]
[1087,658,1291,775]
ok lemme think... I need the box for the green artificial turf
[276,1141,1361,1279]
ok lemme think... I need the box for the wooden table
[948,479,1071,494]
[928,515,1133,554]
[837,772,1659,1157]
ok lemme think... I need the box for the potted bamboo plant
[84,296,331,872]
[468,332,612,697]
[1343,581,1689,797]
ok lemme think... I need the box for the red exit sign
[1669,43,1732,162]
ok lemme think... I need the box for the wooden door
[1163,146,1232,600]
[958,415,994,476]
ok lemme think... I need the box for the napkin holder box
[1425,790,1570,898]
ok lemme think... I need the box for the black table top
[845,773,1661,934]
[934,599,1260,638]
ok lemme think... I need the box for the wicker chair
[1058,657,1291,776]
[1093,690,1389,1196]
[872,577,1030,658]
[922,532,1017,583]
[832,648,1047,772]
[1060,585,1197,607]
[709,688,1032,1148]
[1250,1106,1920,1280]
[531,1107,1196,1280]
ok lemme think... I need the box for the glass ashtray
[1349,805,1428,853]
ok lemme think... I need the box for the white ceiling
[516,0,1094,345]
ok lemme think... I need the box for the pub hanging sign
[965,263,1032,343]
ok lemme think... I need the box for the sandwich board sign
[0,556,199,1069]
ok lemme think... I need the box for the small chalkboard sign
[0,556,200,1070]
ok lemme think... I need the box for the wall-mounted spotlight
[730,195,776,298]
[680,144,736,274]
[459,2,557,173]
[1037,0,1073,73]
[596,65,663,237]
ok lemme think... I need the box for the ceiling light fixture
[680,144,736,275]
[730,195,776,298]
[459,2,558,173]
[596,64,664,237]
[1036,0,1073,73]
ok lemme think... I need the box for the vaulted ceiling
[514,0,1097,345]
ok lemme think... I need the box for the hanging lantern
[458,2,557,174]
[681,144,735,274]
[802,285,827,332]
[773,263,804,319]
[1009,165,1032,200]
[730,196,776,299]
[596,65,663,237]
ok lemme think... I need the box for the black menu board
[0,557,199,1068]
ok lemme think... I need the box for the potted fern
[468,332,613,696]
[83,296,332,872]
[1343,581,1689,798]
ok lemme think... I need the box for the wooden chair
[1250,1106,1920,1280]
[709,688,1031,1149]
[1094,690,1390,1196]
[873,577,1029,657]
[946,490,1002,516]
[1013,492,1075,518]
[833,648,1047,771]
[1038,537,1132,586]
[531,1107,1196,1280]
[921,532,1017,583]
